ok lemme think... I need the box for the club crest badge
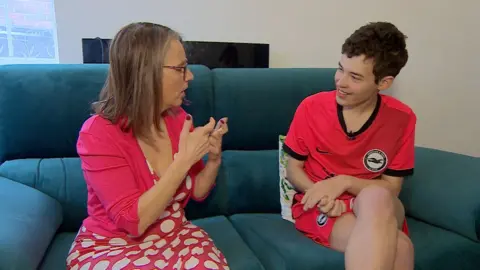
[363,149,387,172]
[316,213,328,227]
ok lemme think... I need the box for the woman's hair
[92,22,181,141]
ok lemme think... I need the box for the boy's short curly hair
[342,22,408,83]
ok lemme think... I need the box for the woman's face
[161,39,194,110]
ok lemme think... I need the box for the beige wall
[54,0,480,157]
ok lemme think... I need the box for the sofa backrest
[212,68,336,150]
[0,64,337,231]
[0,64,107,163]
[0,64,214,231]
[0,64,107,231]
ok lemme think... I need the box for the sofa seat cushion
[193,216,264,269]
[40,216,264,270]
[407,217,480,270]
[0,177,63,270]
[39,233,76,270]
[229,213,344,270]
[230,213,480,270]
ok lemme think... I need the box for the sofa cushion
[0,158,88,232]
[187,150,281,219]
[400,147,480,241]
[230,213,480,270]
[229,213,344,270]
[222,150,281,215]
[38,232,75,270]
[185,155,229,220]
[192,216,264,270]
[407,217,480,270]
[0,64,108,163]
[0,177,63,270]
[212,68,336,151]
[39,216,264,270]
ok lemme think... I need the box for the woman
[66,22,229,270]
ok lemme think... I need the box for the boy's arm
[286,157,314,193]
[283,98,314,193]
[344,175,403,197]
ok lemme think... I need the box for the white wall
[54,0,480,157]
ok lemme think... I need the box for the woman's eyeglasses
[164,64,188,81]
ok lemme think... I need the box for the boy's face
[334,54,393,107]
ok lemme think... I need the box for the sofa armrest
[400,147,479,242]
[0,177,63,270]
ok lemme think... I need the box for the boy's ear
[378,76,394,91]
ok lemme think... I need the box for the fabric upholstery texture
[212,68,336,150]
[0,177,63,270]
[399,147,480,241]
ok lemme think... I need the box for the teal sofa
[0,64,479,270]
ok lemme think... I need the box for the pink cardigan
[76,108,205,238]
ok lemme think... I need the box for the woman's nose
[185,68,194,81]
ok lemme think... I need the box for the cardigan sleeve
[77,131,142,237]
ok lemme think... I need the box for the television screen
[82,38,269,68]
[82,38,110,64]
[184,41,269,68]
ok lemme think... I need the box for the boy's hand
[321,199,347,217]
[317,196,332,212]
[302,175,350,211]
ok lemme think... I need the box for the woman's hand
[177,115,216,167]
[208,117,228,163]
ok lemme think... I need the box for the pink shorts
[292,194,409,247]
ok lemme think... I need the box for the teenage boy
[283,21,415,270]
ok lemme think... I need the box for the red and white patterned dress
[67,109,228,270]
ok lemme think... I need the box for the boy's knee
[397,232,415,260]
[392,196,406,229]
[354,186,396,217]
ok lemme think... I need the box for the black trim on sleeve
[384,168,414,177]
[282,144,308,161]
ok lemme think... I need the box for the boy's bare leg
[346,186,398,270]
[329,186,414,270]
[393,231,415,270]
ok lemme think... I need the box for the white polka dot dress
[67,162,229,270]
